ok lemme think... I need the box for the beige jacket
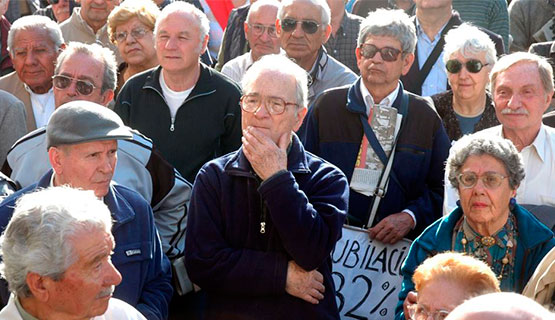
[0,72,34,132]
[523,246,555,309]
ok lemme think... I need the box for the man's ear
[244,21,249,38]
[322,24,332,43]
[401,52,415,76]
[294,107,308,131]
[48,147,64,176]
[101,89,115,106]
[26,272,50,302]
[199,34,209,54]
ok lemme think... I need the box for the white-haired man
[115,2,242,183]
[185,54,349,319]
[0,15,65,132]
[277,0,357,107]
[221,0,282,84]
[0,187,146,319]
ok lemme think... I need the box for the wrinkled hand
[403,291,417,320]
[285,261,325,304]
[368,211,414,244]
[242,126,289,180]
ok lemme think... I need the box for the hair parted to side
[8,15,64,55]
[0,187,113,298]
[241,54,308,109]
[278,0,331,26]
[55,42,117,92]
[489,52,554,95]
[413,252,500,297]
[443,23,497,66]
[357,8,416,54]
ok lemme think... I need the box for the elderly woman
[395,134,555,320]
[108,0,160,94]
[431,24,500,141]
[407,252,500,320]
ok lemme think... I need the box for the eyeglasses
[446,59,489,74]
[407,304,450,320]
[240,94,298,115]
[114,27,149,43]
[359,43,403,62]
[52,75,97,96]
[249,23,277,38]
[280,18,321,34]
[457,171,507,189]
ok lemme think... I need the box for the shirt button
[334,50,338,54]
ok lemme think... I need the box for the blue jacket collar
[224,133,311,178]
[346,78,405,115]
[38,170,135,228]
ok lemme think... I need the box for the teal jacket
[394,203,555,320]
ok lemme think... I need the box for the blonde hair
[108,0,160,44]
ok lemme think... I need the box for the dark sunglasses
[359,43,402,62]
[280,18,320,34]
[446,59,489,73]
[52,75,96,96]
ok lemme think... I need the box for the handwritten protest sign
[332,225,412,319]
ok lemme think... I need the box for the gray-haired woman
[395,134,555,320]
[431,24,500,141]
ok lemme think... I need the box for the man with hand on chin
[185,54,349,319]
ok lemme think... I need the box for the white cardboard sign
[331,225,412,319]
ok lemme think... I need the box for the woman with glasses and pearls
[395,134,555,320]
[431,24,500,142]
[107,0,160,96]
[407,252,500,320]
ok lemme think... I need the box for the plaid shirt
[324,11,363,74]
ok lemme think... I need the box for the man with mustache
[59,0,121,61]
[0,101,173,319]
[303,8,450,244]
[0,187,146,319]
[444,52,555,214]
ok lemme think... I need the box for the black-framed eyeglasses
[52,75,97,96]
[446,59,489,74]
[249,23,277,38]
[457,171,507,189]
[240,94,298,115]
[114,27,149,43]
[280,18,321,34]
[359,43,403,62]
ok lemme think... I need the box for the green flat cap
[46,100,132,149]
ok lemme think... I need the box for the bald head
[445,292,554,320]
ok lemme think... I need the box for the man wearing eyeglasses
[185,53,348,319]
[303,9,450,244]
[0,16,65,133]
[277,0,356,107]
[1,42,192,308]
[221,0,281,84]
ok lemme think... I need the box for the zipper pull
[260,222,266,234]
[170,123,175,132]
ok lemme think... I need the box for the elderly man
[115,2,242,183]
[0,15,64,132]
[221,0,281,84]
[325,0,363,74]
[1,42,191,278]
[445,292,554,320]
[0,187,146,319]
[59,0,120,60]
[277,0,356,106]
[400,0,504,96]
[185,54,349,319]
[444,52,555,218]
[0,102,173,319]
[303,8,450,243]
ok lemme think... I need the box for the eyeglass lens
[52,75,95,96]
[241,94,293,115]
[250,24,277,38]
[360,44,401,62]
[446,59,487,74]
[458,172,505,189]
[115,28,148,43]
[280,18,320,34]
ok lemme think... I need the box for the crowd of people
[0,0,553,319]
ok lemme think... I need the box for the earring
[509,197,516,211]
[456,200,461,207]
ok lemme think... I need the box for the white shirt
[26,86,54,128]
[159,71,193,120]
[444,124,555,214]
[221,51,254,85]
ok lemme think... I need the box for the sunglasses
[359,43,402,62]
[280,18,320,34]
[446,59,489,73]
[52,75,97,96]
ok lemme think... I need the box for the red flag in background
[204,0,235,29]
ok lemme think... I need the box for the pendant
[260,222,266,234]
[481,236,495,247]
